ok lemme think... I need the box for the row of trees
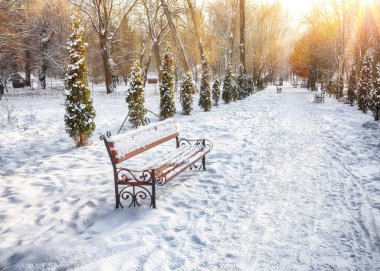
[345,50,380,120]
[126,48,258,128]
[64,14,260,146]
[289,0,380,120]
[0,0,288,94]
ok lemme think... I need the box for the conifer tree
[126,62,146,128]
[181,72,194,115]
[337,76,344,100]
[358,50,373,113]
[247,76,254,95]
[369,63,380,120]
[160,47,176,118]
[237,64,245,99]
[347,67,357,106]
[64,15,95,147]
[212,79,221,106]
[222,62,233,104]
[199,55,212,111]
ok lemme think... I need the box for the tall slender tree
[181,72,194,115]
[126,62,146,127]
[369,63,380,120]
[347,66,357,106]
[64,15,95,147]
[160,47,176,118]
[357,50,373,113]
[199,54,211,111]
[222,61,233,104]
[212,79,221,106]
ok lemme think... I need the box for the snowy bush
[64,15,96,147]
[0,103,17,127]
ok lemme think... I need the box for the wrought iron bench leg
[202,139,206,170]
[152,175,156,209]
[114,175,120,209]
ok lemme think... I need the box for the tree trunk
[161,0,190,72]
[228,0,238,63]
[239,0,245,71]
[24,49,31,87]
[153,42,161,81]
[99,35,114,94]
[186,0,204,60]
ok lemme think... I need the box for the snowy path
[0,85,379,270]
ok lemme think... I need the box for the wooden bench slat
[114,133,179,164]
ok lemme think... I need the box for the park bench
[101,118,213,209]
[276,85,282,93]
[314,91,325,103]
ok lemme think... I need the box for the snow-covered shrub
[247,75,255,95]
[222,62,233,104]
[181,72,194,115]
[237,64,246,99]
[357,50,373,113]
[126,62,146,128]
[369,62,380,120]
[160,47,176,118]
[347,67,357,106]
[0,103,17,127]
[64,15,96,147]
[212,79,221,106]
[199,55,211,111]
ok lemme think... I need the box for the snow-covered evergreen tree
[232,82,238,101]
[222,62,233,104]
[237,64,245,99]
[358,50,373,113]
[160,47,176,118]
[181,72,194,115]
[126,61,146,128]
[212,79,221,106]
[337,76,344,100]
[64,15,95,147]
[247,76,255,95]
[347,67,357,106]
[369,63,380,120]
[199,54,211,111]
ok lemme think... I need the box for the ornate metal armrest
[177,138,213,150]
[115,168,155,185]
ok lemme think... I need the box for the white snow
[108,118,178,160]
[0,84,379,270]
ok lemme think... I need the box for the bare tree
[239,0,245,71]
[69,0,138,94]
[160,0,190,72]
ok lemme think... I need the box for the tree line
[0,0,288,93]
[289,0,380,120]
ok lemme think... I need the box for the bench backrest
[105,118,179,164]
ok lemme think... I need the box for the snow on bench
[101,118,213,209]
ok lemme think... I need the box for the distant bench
[314,91,325,103]
[101,118,213,208]
[276,85,282,93]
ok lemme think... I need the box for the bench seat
[101,118,213,208]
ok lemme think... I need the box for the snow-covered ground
[0,84,379,270]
